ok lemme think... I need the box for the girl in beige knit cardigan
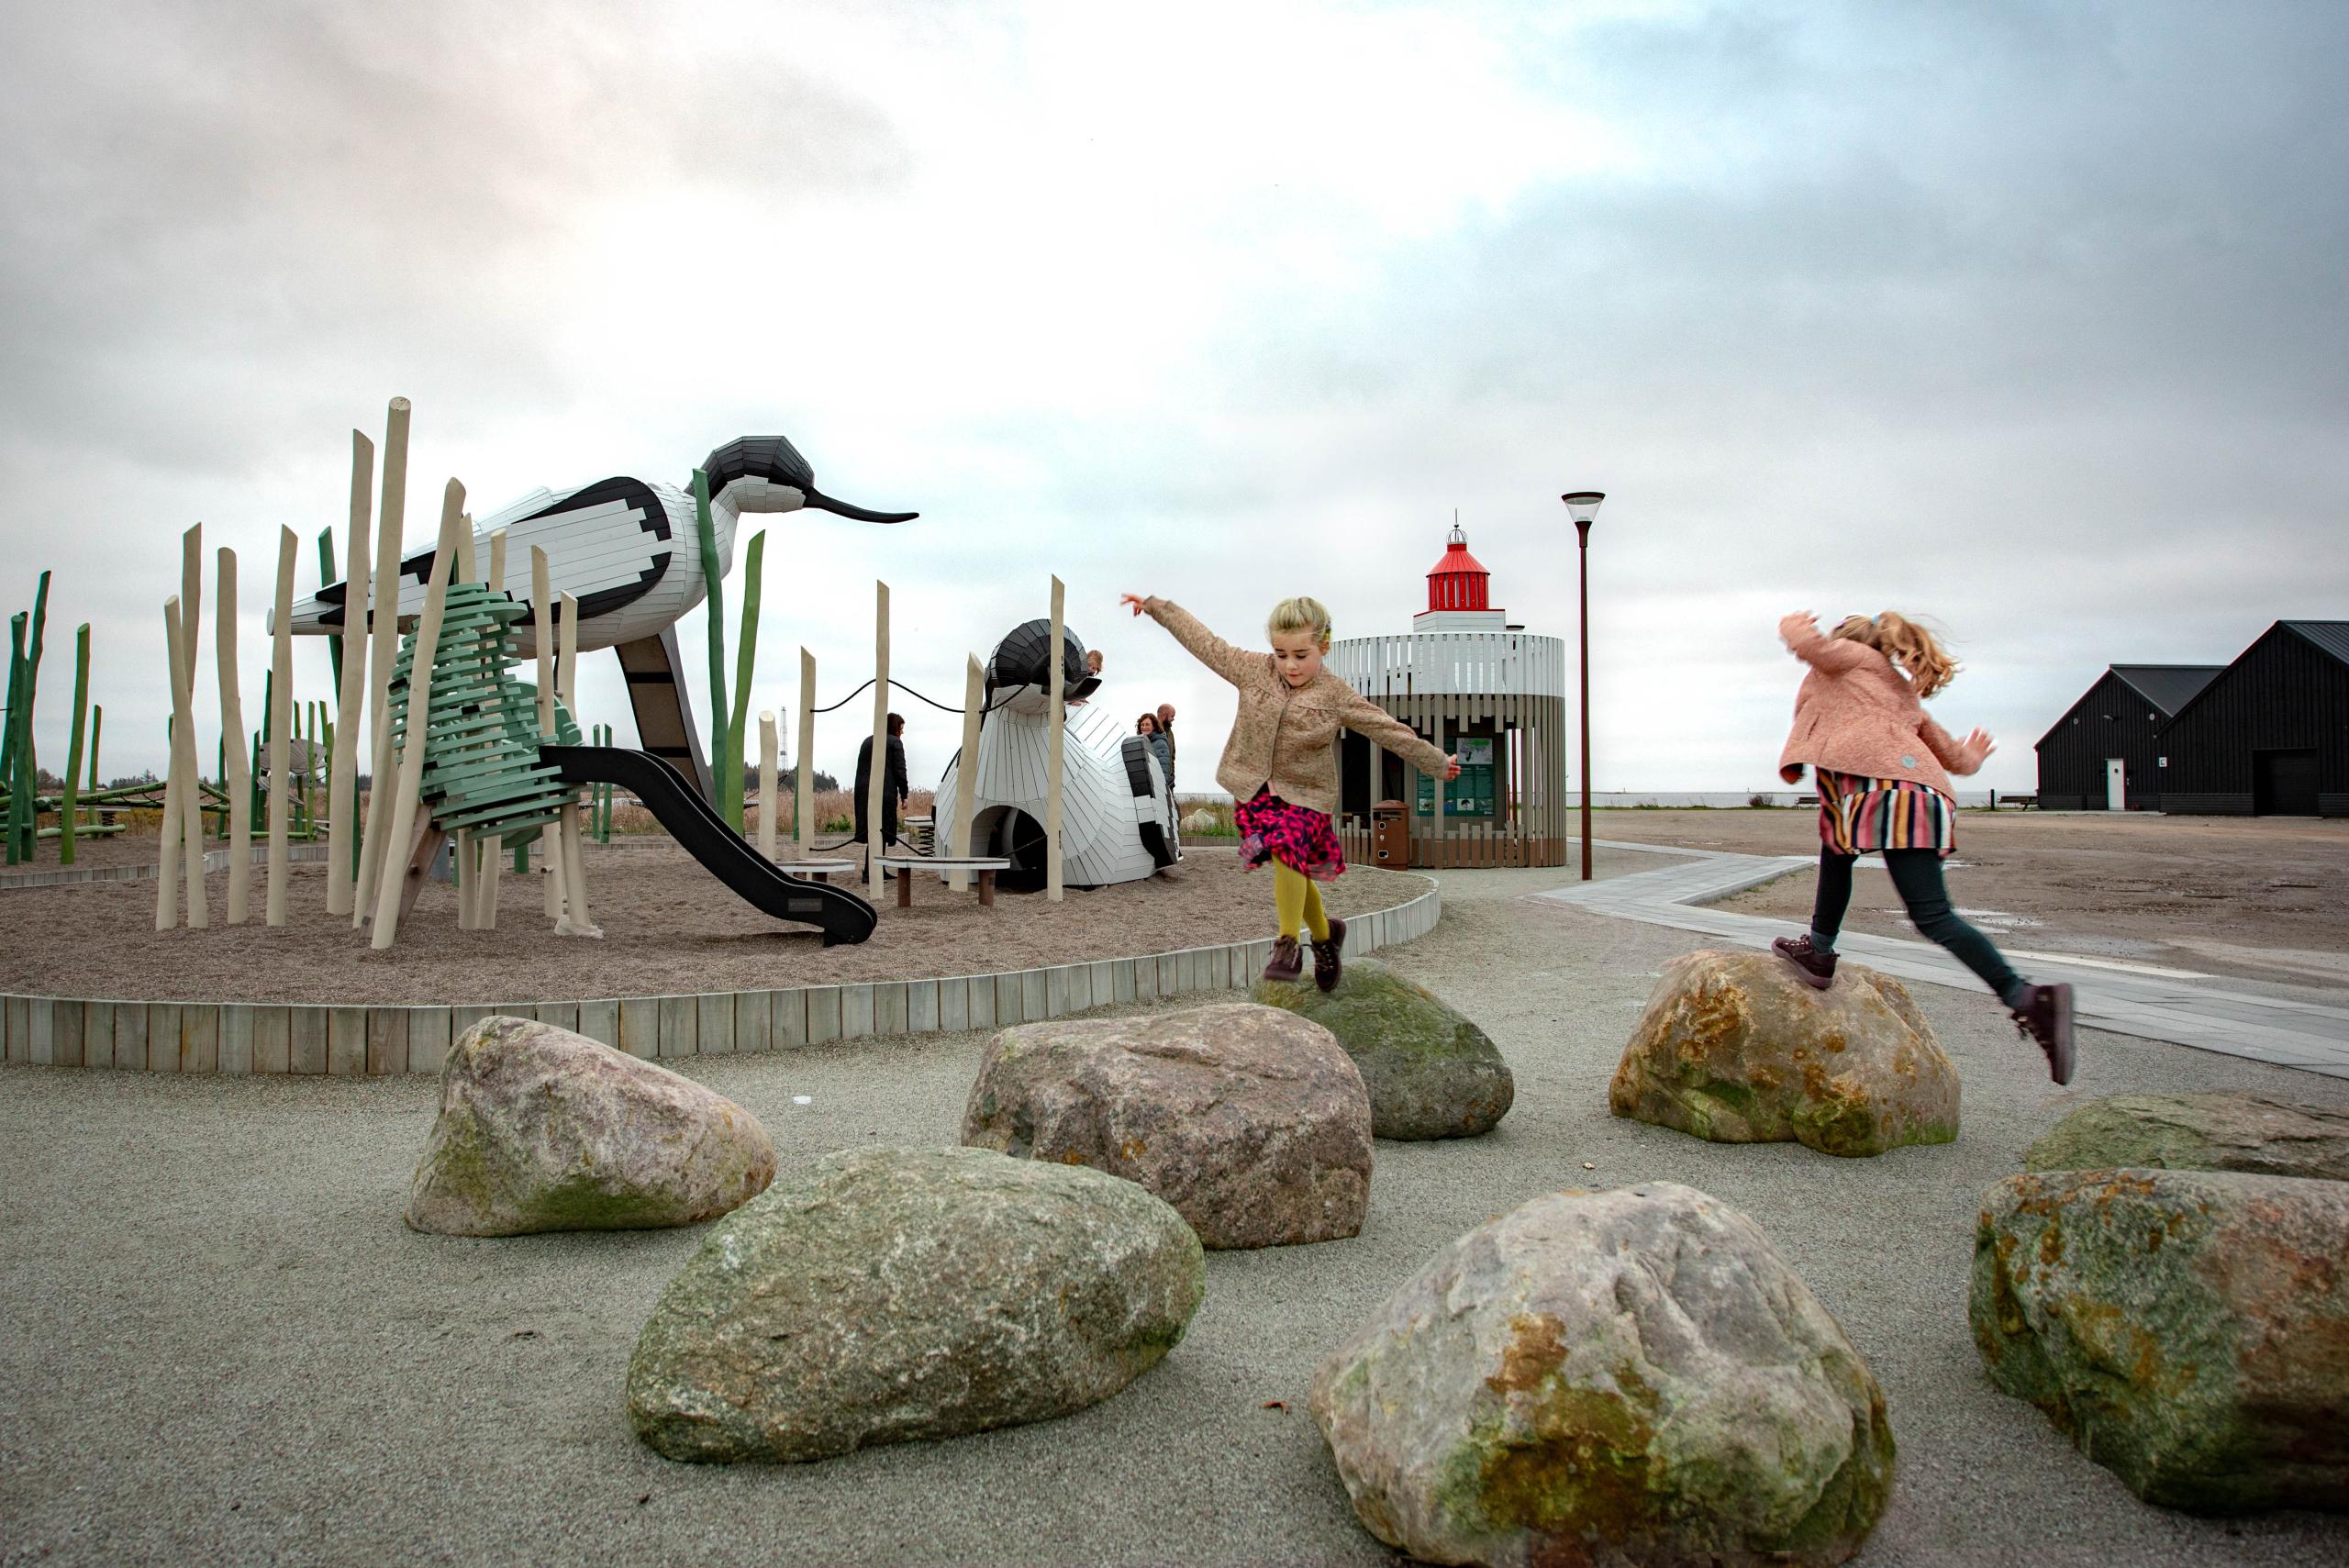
[1124,591,1458,991]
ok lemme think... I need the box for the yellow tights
[1274,862,1331,942]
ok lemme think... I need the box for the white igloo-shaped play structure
[931,618,1178,892]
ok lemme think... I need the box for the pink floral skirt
[1233,787,1345,881]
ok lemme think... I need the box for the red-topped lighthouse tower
[1415,522,1508,629]
[1324,517,1568,867]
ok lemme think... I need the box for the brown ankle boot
[1311,917,1347,993]
[1772,934,1837,990]
[2009,983,2076,1084]
[1263,935,1304,983]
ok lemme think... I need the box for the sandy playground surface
[0,840,1423,1005]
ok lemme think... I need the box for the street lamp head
[1560,491,1606,528]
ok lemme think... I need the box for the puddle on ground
[1954,907,2043,929]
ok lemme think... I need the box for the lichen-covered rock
[628,1146,1204,1463]
[1609,949,1959,1158]
[1312,1182,1894,1567]
[406,1015,774,1236]
[2025,1092,2349,1183]
[961,1002,1371,1249]
[1252,958,1514,1140]
[1970,1167,2349,1513]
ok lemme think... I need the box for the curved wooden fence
[0,884,1440,1075]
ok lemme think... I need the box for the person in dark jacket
[1155,703,1176,791]
[854,714,910,874]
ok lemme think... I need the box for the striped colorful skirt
[1817,769,1954,857]
[1233,787,1346,881]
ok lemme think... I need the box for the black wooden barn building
[2156,621,2349,817]
[2035,620,2349,815]
[2033,664,2220,810]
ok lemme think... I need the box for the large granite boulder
[1312,1181,1894,1567]
[1971,1167,2349,1512]
[628,1146,1203,1463]
[406,1015,774,1236]
[1609,949,1959,1158]
[1252,958,1514,1140]
[961,1002,1371,1249]
[2025,1092,2349,1183]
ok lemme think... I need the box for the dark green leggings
[1810,848,2025,1004]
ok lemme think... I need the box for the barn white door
[2105,758,2126,811]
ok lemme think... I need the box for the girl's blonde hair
[1831,612,1957,698]
[1266,595,1333,651]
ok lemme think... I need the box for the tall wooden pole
[757,711,779,861]
[328,430,373,916]
[217,550,251,922]
[355,397,410,921]
[265,526,297,924]
[865,584,889,886]
[532,547,563,919]
[555,591,596,936]
[1577,518,1592,882]
[951,653,983,891]
[1046,575,1065,902]
[175,528,207,917]
[371,485,463,949]
[796,647,815,861]
[156,599,199,929]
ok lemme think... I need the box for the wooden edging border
[0,884,1441,1076]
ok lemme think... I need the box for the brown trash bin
[1371,799,1410,868]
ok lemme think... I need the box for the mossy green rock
[628,1146,1204,1463]
[1311,1182,1894,1567]
[406,1016,774,1236]
[1609,949,1959,1158]
[2025,1092,2349,1182]
[1252,958,1512,1140]
[1970,1167,2349,1513]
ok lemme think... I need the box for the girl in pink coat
[1773,611,2075,1083]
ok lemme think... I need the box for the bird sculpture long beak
[805,487,918,523]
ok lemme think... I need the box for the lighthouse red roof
[1430,537,1490,578]
[1421,523,1496,615]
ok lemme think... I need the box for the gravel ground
[4,865,2346,1567]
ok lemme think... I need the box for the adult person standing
[1154,703,1176,792]
[1137,712,1174,788]
[855,712,910,878]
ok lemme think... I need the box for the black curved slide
[540,745,878,946]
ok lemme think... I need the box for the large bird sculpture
[284,435,915,795]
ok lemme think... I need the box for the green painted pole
[87,703,101,796]
[724,528,765,833]
[692,467,727,815]
[3,615,24,864]
[18,573,50,861]
[59,625,89,865]
[317,528,342,693]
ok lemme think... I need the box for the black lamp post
[1561,491,1606,880]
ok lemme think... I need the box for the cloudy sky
[4,0,2343,799]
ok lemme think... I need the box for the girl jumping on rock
[1773,610,2076,1083]
[1123,592,1459,991]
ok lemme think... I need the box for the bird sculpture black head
[987,618,1099,705]
[700,436,918,522]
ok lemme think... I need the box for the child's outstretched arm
[1779,611,1872,673]
[1920,716,1996,775]
[1122,594,1258,686]
[1331,688,1460,780]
